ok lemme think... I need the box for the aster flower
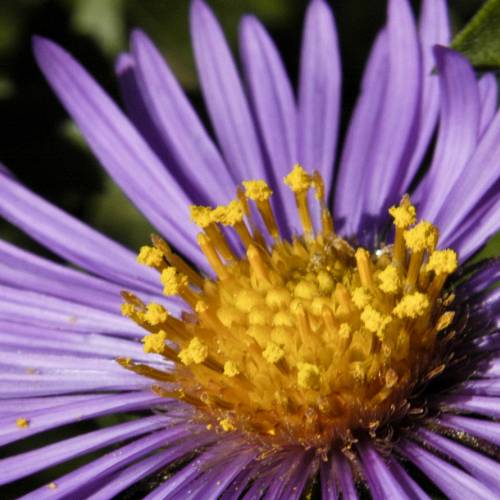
[0,0,499,498]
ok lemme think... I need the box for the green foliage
[452,0,500,68]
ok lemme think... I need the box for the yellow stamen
[178,337,208,366]
[123,167,458,450]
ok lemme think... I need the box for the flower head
[0,0,498,498]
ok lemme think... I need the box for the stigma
[121,164,458,449]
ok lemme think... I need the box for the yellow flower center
[121,164,457,449]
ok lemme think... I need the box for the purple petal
[358,442,411,499]
[0,321,156,364]
[320,456,337,500]
[478,73,498,134]
[332,452,358,499]
[439,395,500,418]
[334,31,389,235]
[239,15,299,233]
[190,0,265,181]
[0,239,123,313]
[444,194,500,260]
[438,415,500,447]
[82,430,213,500]
[0,415,169,485]
[363,0,421,217]
[177,445,258,499]
[399,439,496,500]
[417,428,500,493]
[417,47,480,223]
[0,391,162,446]
[402,0,450,189]
[0,372,149,398]
[115,52,178,170]
[388,460,430,500]
[453,378,500,396]
[298,0,340,191]
[130,30,236,205]
[434,105,500,242]
[0,283,140,336]
[33,37,205,269]
[0,169,160,292]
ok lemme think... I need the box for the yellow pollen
[143,303,169,325]
[393,292,429,319]
[263,342,284,363]
[284,164,312,193]
[120,303,136,318]
[377,265,401,294]
[47,483,58,490]
[16,417,29,429]
[143,331,167,354]
[137,246,164,268]
[389,199,416,228]
[297,363,320,390]
[211,200,245,226]
[352,287,372,309]
[123,167,458,450]
[224,361,240,377]
[243,179,273,201]
[190,205,213,228]
[219,418,236,432]
[179,337,208,365]
[161,267,188,296]
[361,306,391,337]
[404,221,438,253]
[427,249,458,275]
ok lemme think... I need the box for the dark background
[0,1,497,498]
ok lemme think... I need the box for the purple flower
[0,0,499,498]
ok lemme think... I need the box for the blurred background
[0,0,496,258]
[0,0,497,497]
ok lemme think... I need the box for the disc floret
[121,165,458,449]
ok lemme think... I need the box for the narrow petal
[388,460,430,500]
[402,0,450,189]
[417,47,480,223]
[0,169,159,292]
[478,72,498,134]
[320,455,337,500]
[239,15,299,232]
[80,432,213,500]
[399,439,496,500]
[0,239,123,313]
[438,415,500,447]
[444,195,500,260]
[115,52,179,171]
[417,428,500,493]
[363,0,421,218]
[332,452,358,499]
[358,442,411,499]
[0,415,168,485]
[434,105,500,241]
[33,37,204,268]
[0,391,162,446]
[0,284,140,336]
[177,445,258,499]
[131,30,236,205]
[190,0,265,181]
[440,395,500,417]
[454,379,500,396]
[298,0,341,191]
[334,31,389,235]
[0,372,149,398]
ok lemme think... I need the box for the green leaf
[452,0,500,69]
